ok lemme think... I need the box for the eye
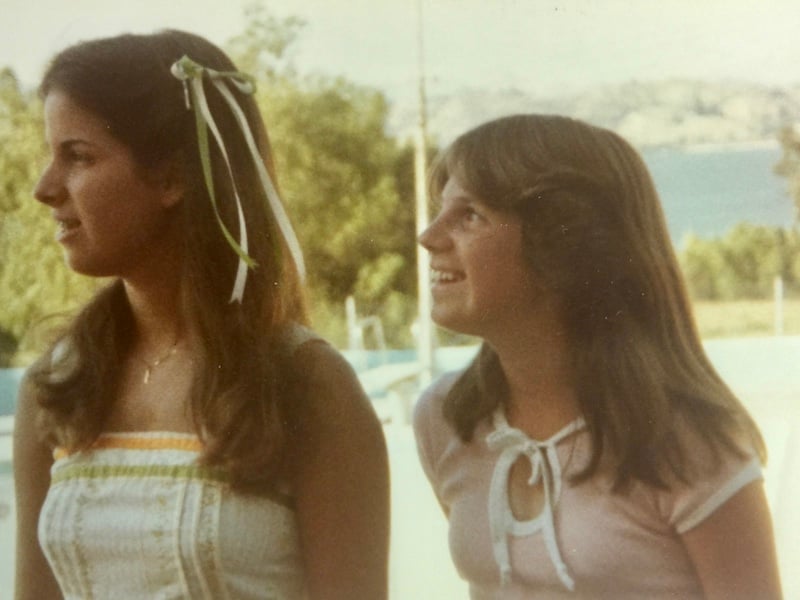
[462,206,485,225]
[58,142,96,166]
[66,148,94,164]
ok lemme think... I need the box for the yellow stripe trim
[54,434,203,459]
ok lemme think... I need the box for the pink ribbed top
[414,371,762,599]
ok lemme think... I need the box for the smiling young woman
[420,176,546,342]
[414,114,782,599]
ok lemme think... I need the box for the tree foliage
[0,69,100,366]
[775,124,800,222]
[225,9,418,347]
[225,2,306,78]
[679,224,800,300]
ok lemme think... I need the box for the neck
[123,277,184,353]
[117,212,187,343]
[485,306,581,437]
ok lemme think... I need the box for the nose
[418,218,441,252]
[33,162,64,206]
[418,210,454,252]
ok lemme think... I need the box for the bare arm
[13,381,62,600]
[290,343,390,600]
[681,479,782,600]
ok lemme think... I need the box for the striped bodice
[39,432,306,599]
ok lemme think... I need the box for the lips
[55,217,81,241]
[430,268,465,284]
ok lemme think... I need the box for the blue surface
[0,369,22,417]
[641,145,792,245]
[0,348,479,417]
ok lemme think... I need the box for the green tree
[680,233,726,299]
[775,125,800,223]
[679,223,798,300]
[225,10,418,347]
[720,224,781,298]
[0,68,100,366]
[0,326,17,365]
[225,2,306,79]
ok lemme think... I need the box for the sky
[1,0,798,104]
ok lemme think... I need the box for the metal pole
[774,275,784,336]
[414,0,434,387]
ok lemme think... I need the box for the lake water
[641,145,794,245]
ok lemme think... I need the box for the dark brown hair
[432,114,765,490]
[27,30,309,490]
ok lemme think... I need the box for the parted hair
[432,114,766,490]
[26,30,309,491]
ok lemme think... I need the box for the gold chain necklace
[139,342,179,384]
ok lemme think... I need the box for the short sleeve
[657,423,763,533]
[673,457,762,533]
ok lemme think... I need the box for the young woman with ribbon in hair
[414,115,782,599]
[14,30,389,600]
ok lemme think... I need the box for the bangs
[426,137,482,210]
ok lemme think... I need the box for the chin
[431,309,481,338]
[64,255,114,278]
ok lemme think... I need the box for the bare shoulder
[287,339,385,464]
[286,339,390,599]
[13,373,51,462]
[13,372,54,497]
[292,338,357,383]
[14,373,63,599]
[291,339,376,422]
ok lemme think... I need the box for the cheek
[82,182,169,254]
[475,231,527,275]
[483,261,530,300]
[477,240,534,298]
[82,168,160,217]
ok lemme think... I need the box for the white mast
[414,0,434,387]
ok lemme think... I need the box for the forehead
[440,176,475,203]
[439,176,514,217]
[42,90,114,145]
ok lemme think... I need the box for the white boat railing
[0,416,12,465]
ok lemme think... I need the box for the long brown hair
[26,30,309,490]
[432,114,765,490]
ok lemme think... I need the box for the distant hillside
[388,79,800,149]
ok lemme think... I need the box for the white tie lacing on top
[486,411,585,591]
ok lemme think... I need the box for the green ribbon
[171,55,305,302]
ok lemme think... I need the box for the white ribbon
[171,55,305,303]
[213,82,306,282]
[486,413,583,591]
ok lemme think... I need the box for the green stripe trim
[51,464,229,485]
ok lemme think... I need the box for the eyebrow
[448,193,483,208]
[59,139,94,149]
[52,138,101,156]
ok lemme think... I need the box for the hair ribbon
[170,55,305,303]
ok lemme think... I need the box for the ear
[155,160,185,209]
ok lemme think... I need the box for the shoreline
[644,138,781,154]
